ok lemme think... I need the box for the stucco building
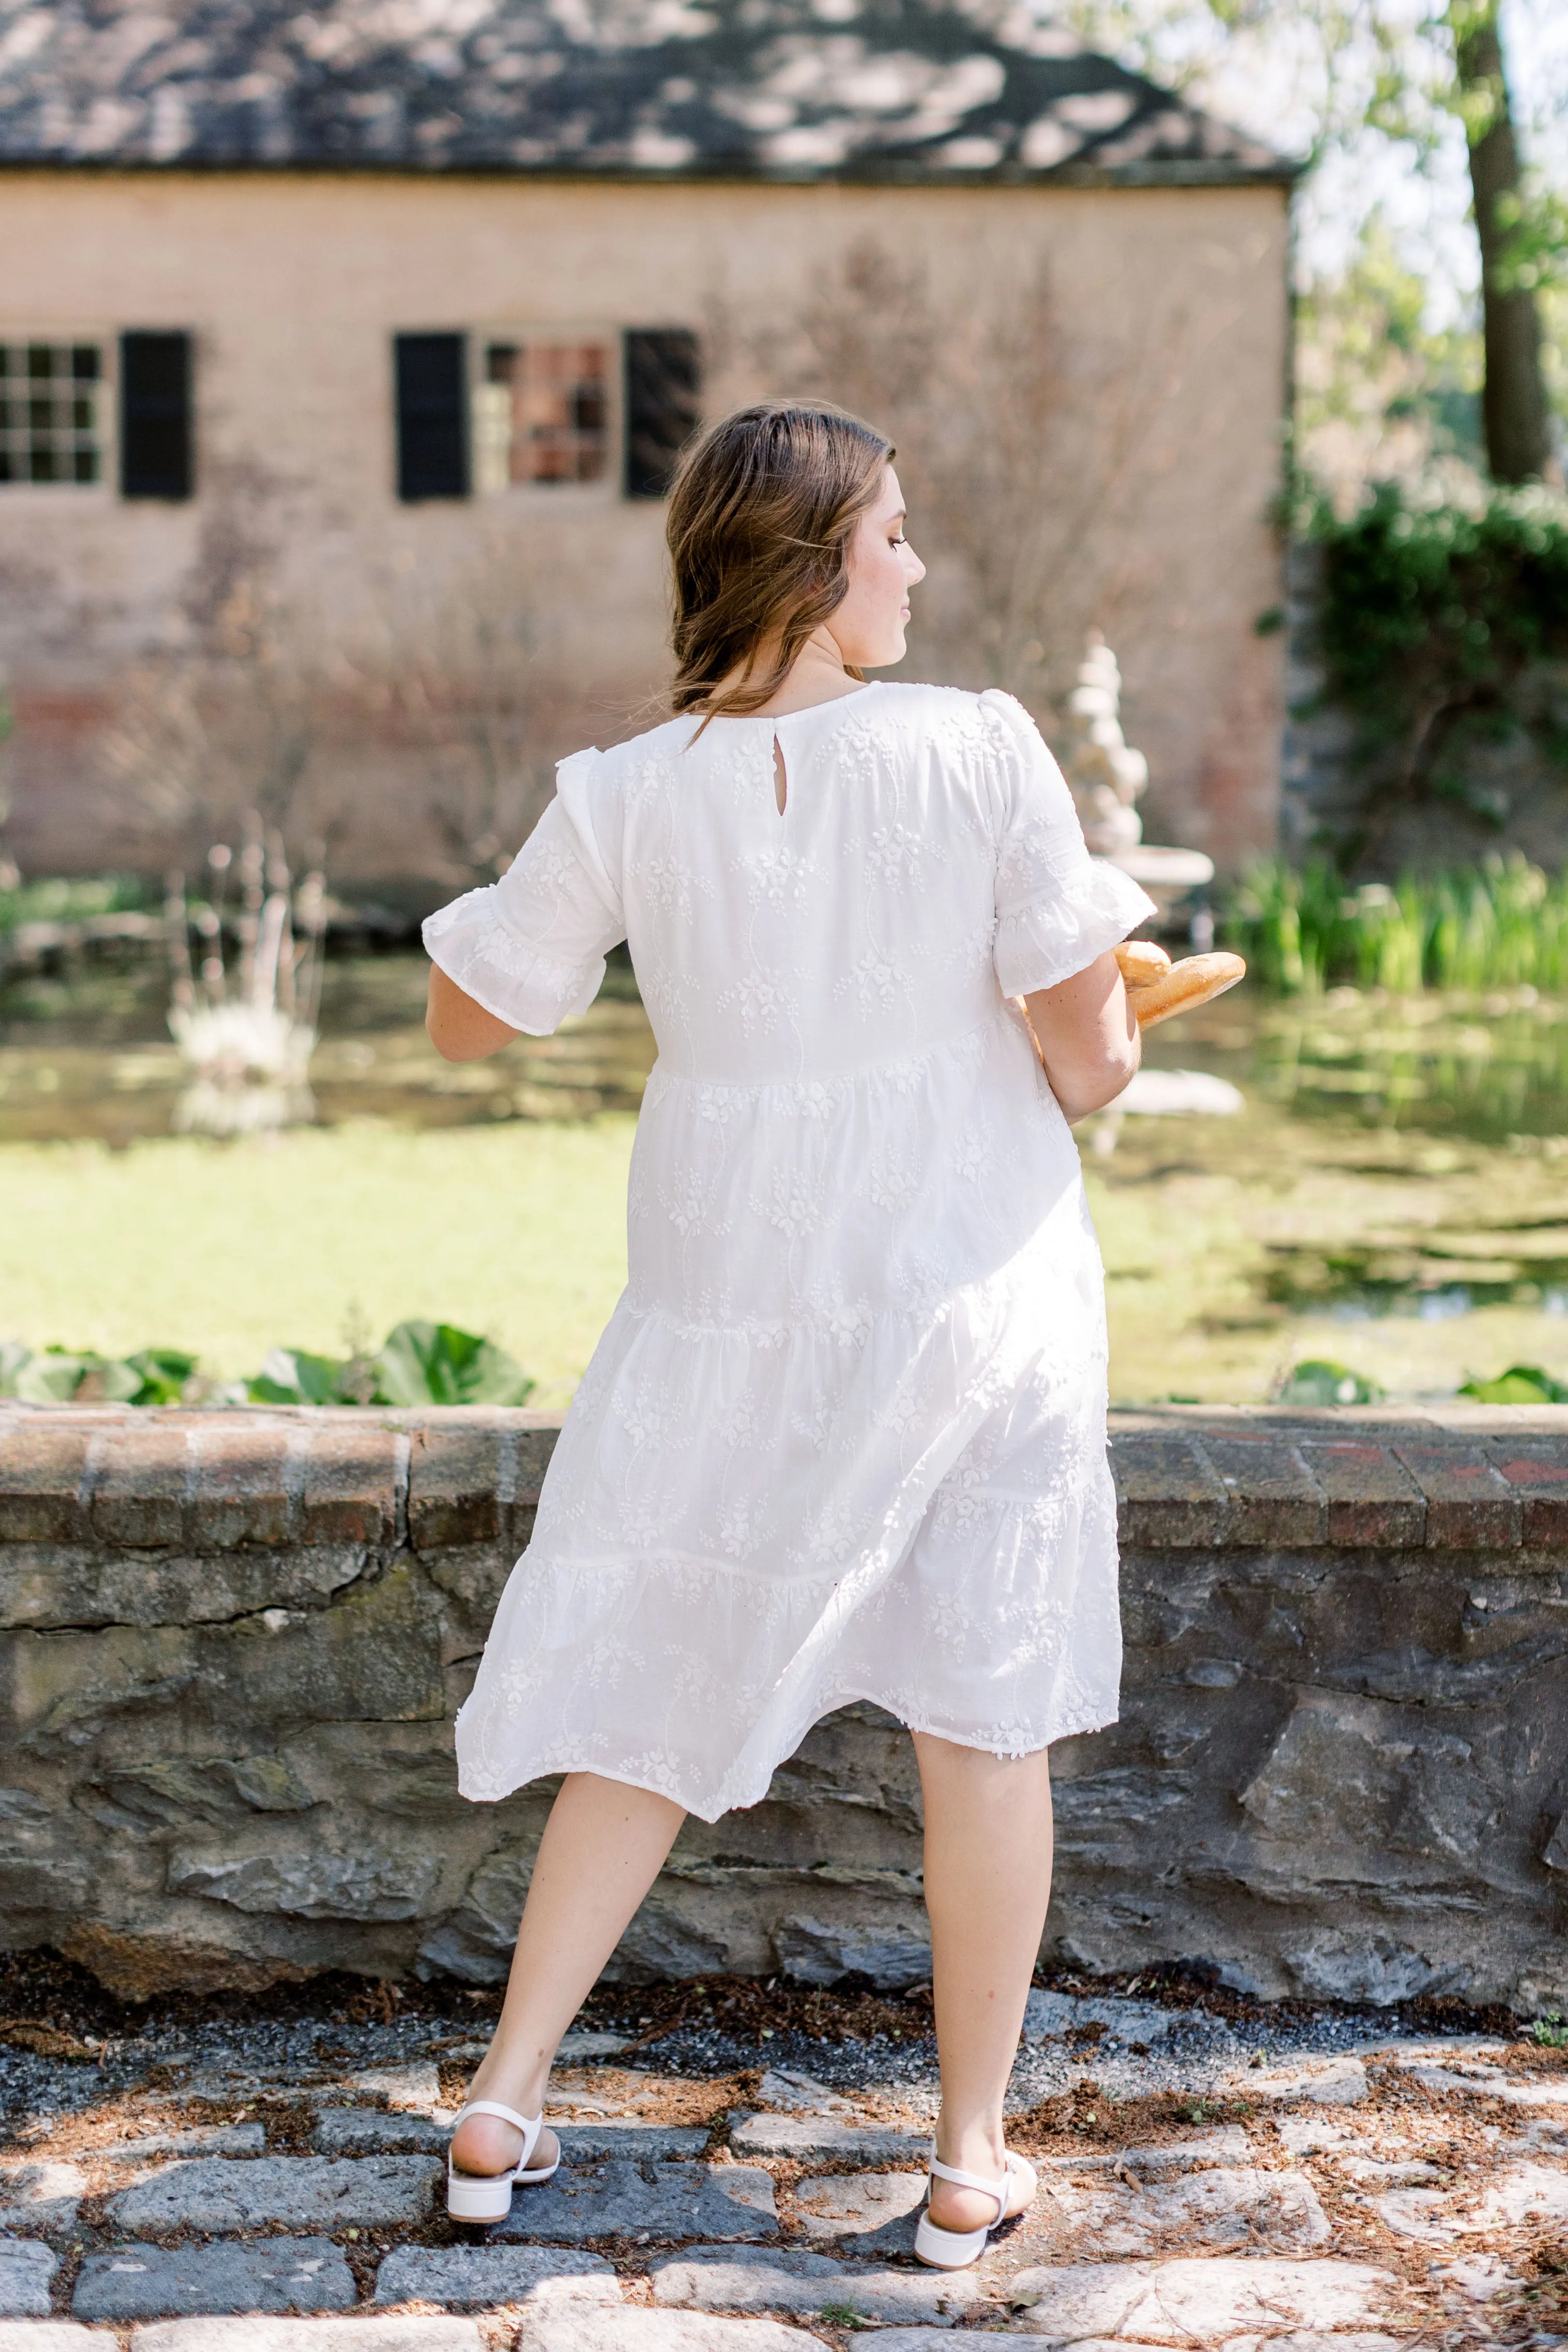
[0,0,1294,892]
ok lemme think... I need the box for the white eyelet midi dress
[424,683,1156,1823]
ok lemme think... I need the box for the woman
[423,399,1155,2269]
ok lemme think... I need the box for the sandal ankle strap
[454,2098,539,2132]
[453,2099,542,2146]
[929,2153,1008,2217]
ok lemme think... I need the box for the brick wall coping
[2,1399,1568,1554]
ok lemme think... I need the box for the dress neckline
[768,683,879,724]
[700,683,879,727]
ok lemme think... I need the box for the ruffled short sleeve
[422,748,626,1035]
[981,688,1157,998]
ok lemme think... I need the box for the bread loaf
[1122,950,1246,1029]
[1113,940,1172,989]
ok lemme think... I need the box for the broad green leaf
[14,1352,143,1404]
[1459,1364,1568,1403]
[247,1347,346,1406]
[126,1347,199,1407]
[372,1320,533,1407]
[1276,1358,1383,1406]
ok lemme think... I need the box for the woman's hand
[427,965,520,1062]
[1019,952,1140,1122]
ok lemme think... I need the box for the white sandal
[914,2148,1038,2270]
[445,2099,560,2222]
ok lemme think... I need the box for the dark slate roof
[0,0,1293,182]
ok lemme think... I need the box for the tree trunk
[1450,0,1554,484]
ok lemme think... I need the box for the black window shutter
[395,332,469,501]
[119,331,193,500]
[623,328,700,499]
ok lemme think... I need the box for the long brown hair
[667,401,894,718]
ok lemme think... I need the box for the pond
[1089,984,1568,1405]
[0,951,654,1145]
[3,949,1567,1405]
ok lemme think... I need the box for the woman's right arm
[426,965,520,1062]
[1022,951,1140,1122]
[421,748,625,1063]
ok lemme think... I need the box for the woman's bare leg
[913,1732,1054,2234]
[451,1772,685,2179]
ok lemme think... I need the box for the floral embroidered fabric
[423,682,1155,1820]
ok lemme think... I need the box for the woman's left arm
[1022,951,1140,1121]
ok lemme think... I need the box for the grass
[0,1117,636,1412]
[7,991,1568,1411]
[1225,854,1568,995]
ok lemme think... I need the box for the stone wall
[1,1402,1564,2011]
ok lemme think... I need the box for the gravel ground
[1,1953,1564,2349]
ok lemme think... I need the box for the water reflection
[1245,986,1568,1144]
[0,952,655,1146]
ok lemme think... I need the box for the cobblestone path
[1,1981,1565,2350]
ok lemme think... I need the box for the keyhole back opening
[773,734,788,817]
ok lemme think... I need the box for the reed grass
[1225,854,1568,995]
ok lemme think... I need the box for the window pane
[490,340,610,488]
[0,341,104,490]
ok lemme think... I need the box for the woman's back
[426,679,1150,1331]
[610,683,1004,1083]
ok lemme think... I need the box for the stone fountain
[1062,631,1213,940]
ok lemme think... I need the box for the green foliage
[250,1322,534,1408]
[5,1348,143,1404]
[124,1347,201,1405]
[1301,481,1568,820]
[248,1348,356,1407]
[1312,481,1568,709]
[373,1320,533,1407]
[1530,2010,1568,2047]
[1296,217,1484,475]
[1458,1364,1568,1403]
[1225,854,1568,994]
[0,874,154,937]
[1276,1359,1384,1406]
[0,1323,533,1408]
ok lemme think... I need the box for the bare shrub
[366,531,570,886]
[712,238,1199,723]
[100,459,339,869]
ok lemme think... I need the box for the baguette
[1122,950,1245,1029]
[1114,940,1172,989]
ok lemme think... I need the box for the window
[393,325,701,503]
[624,328,701,499]
[0,342,103,485]
[476,342,611,490]
[120,331,194,500]
[395,332,469,502]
